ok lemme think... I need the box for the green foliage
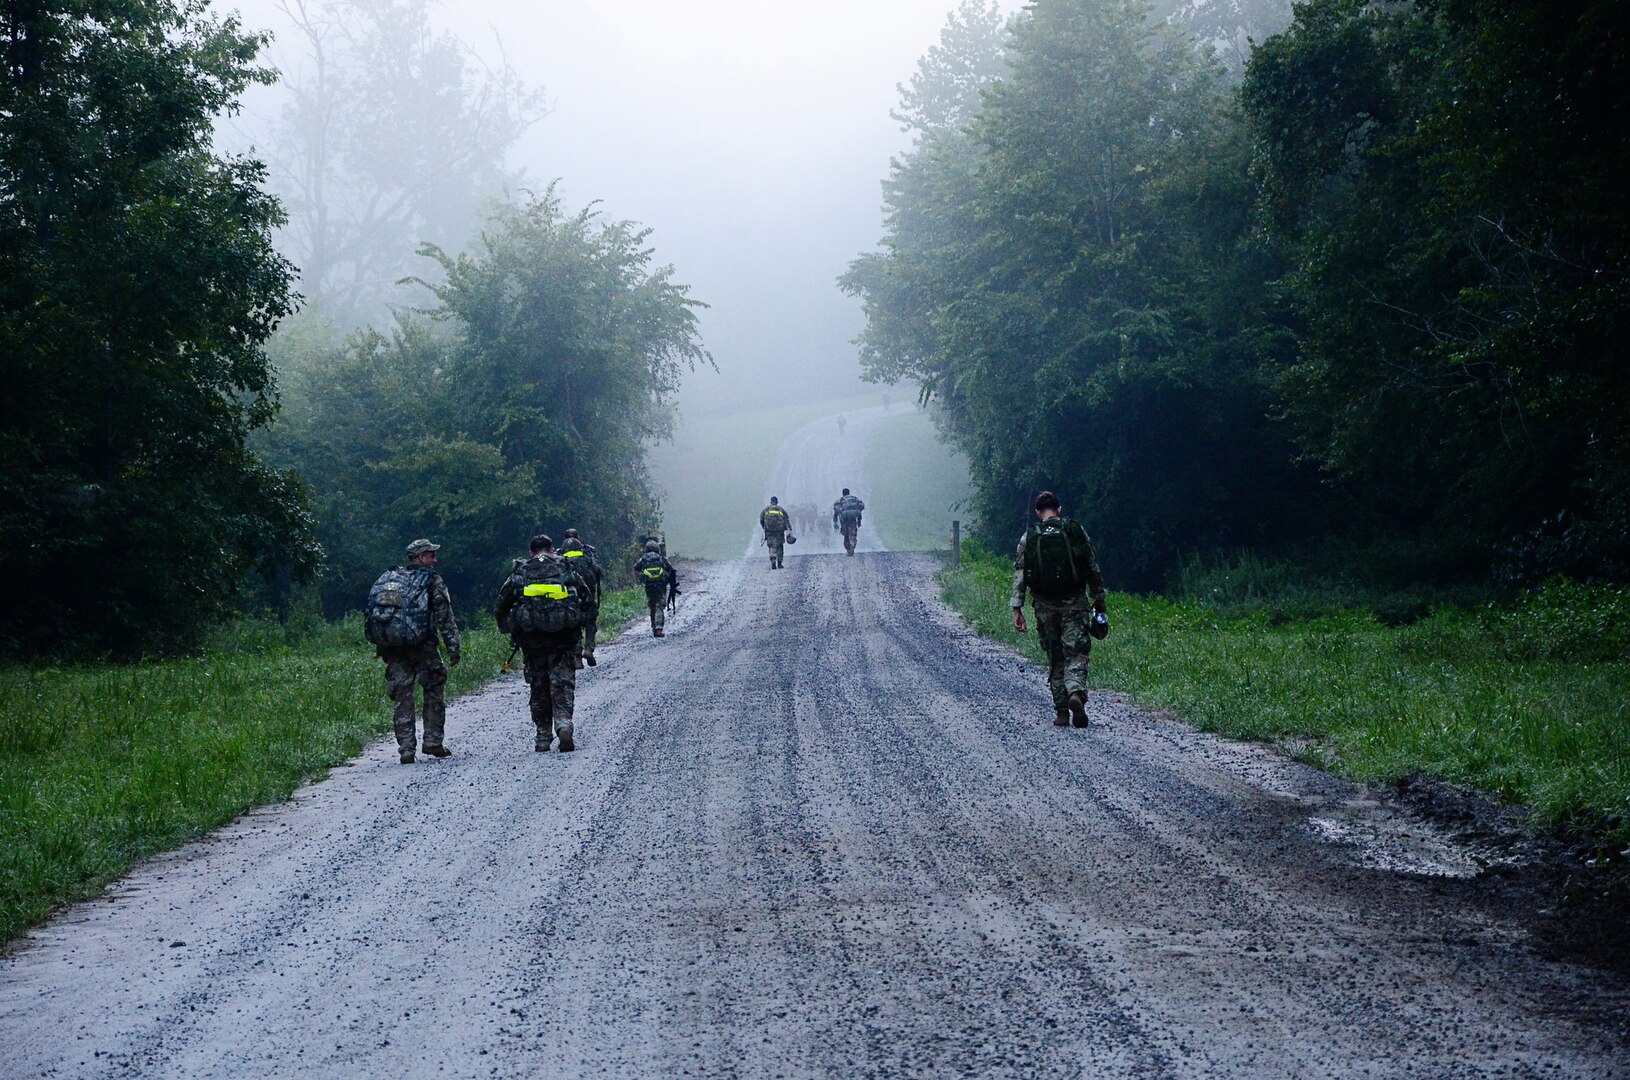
[844,0,1312,588]
[0,0,319,657]
[257,188,709,617]
[0,624,510,941]
[1242,0,1630,583]
[943,543,1630,843]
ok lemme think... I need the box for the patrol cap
[406,538,441,557]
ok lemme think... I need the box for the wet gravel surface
[4,553,1629,1078]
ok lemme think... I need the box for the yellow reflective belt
[524,583,569,600]
[563,551,585,558]
[642,567,664,580]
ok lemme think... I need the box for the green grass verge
[648,391,884,559]
[863,409,974,552]
[0,589,649,943]
[942,542,1630,845]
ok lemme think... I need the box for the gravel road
[4,405,1628,1077]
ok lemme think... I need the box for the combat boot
[422,744,451,758]
[399,749,415,764]
[556,721,575,753]
[1068,692,1090,728]
[1054,708,1069,727]
[584,651,597,667]
[654,627,665,637]
[534,729,552,752]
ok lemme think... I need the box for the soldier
[560,527,603,666]
[367,538,461,764]
[1011,491,1108,728]
[760,496,792,569]
[496,534,587,753]
[832,487,866,556]
[634,539,678,637]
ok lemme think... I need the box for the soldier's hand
[1012,608,1027,633]
[449,652,462,668]
[1093,598,1106,614]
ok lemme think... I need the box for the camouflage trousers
[1035,604,1094,710]
[839,515,860,554]
[381,643,448,752]
[523,644,577,741]
[765,531,785,567]
[580,603,600,658]
[646,587,668,634]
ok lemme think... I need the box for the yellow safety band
[524,583,570,600]
[642,567,665,580]
[563,550,585,558]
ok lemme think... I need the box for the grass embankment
[943,543,1630,845]
[648,391,885,560]
[863,408,974,552]
[0,587,647,943]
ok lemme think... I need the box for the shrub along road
[2,551,1628,1076]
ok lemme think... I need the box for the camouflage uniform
[377,569,461,756]
[560,538,603,663]
[760,502,791,568]
[832,493,865,555]
[635,546,678,636]
[1012,523,1106,715]
[496,553,588,751]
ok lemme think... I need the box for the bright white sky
[226,0,992,414]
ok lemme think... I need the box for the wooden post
[952,520,961,568]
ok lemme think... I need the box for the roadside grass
[942,542,1630,846]
[0,588,647,943]
[648,391,883,559]
[863,408,974,552]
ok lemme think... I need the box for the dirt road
[3,547,1628,1077]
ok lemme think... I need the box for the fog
[224,0,987,418]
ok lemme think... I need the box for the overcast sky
[227,0,993,415]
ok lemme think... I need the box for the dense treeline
[1,1,704,655]
[846,0,1629,592]
[1,1,320,656]
[257,190,708,618]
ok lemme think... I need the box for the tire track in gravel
[3,548,1629,1076]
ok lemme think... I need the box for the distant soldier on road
[832,488,865,556]
[1011,491,1107,729]
[635,539,678,637]
[560,527,603,666]
[760,496,792,570]
[496,534,588,753]
[364,538,461,764]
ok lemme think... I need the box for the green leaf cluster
[258,187,709,616]
[1,1,319,657]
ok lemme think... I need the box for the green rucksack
[508,555,581,634]
[1023,518,1095,600]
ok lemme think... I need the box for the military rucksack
[763,506,789,533]
[364,567,435,647]
[561,544,601,598]
[838,495,865,522]
[508,555,582,635]
[636,550,671,587]
[1023,518,1095,600]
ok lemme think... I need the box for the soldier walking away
[1011,492,1108,729]
[635,539,678,636]
[560,527,603,666]
[364,539,462,764]
[760,496,793,569]
[496,534,588,753]
[832,488,866,556]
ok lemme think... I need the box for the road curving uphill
[3,550,1628,1077]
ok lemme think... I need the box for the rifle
[667,587,679,612]
[501,640,521,672]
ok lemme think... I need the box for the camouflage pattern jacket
[760,505,791,535]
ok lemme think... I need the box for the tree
[1,0,319,656]
[262,0,546,325]
[257,189,710,614]
[1243,0,1630,582]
